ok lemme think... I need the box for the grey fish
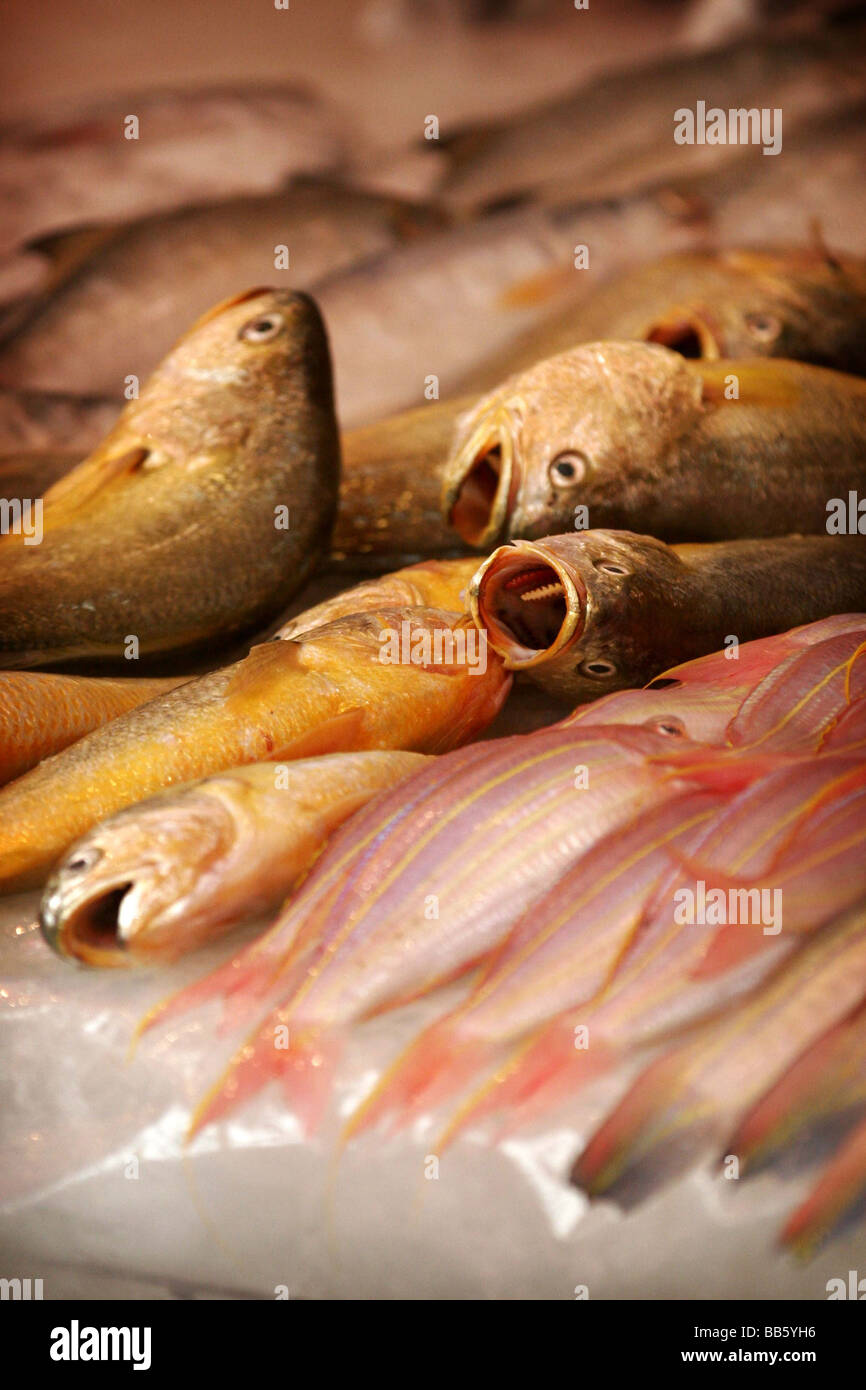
[0,86,347,258]
[0,185,447,397]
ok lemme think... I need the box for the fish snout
[470,540,586,670]
[40,846,143,968]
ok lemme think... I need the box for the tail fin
[342,1018,493,1144]
[188,1012,342,1140]
[434,1018,614,1152]
[780,1118,866,1258]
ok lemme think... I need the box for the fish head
[470,527,687,700]
[137,286,336,428]
[443,342,703,547]
[40,789,238,967]
[645,248,866,364]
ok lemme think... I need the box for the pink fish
[572,901,866,1202]
[150,723,714,1135]
[425,754,866,1147]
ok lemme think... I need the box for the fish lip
[40,869,140,968]
[444,406,517,548]
[469,539,586,669]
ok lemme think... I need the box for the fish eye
[647,716,686,737]
[548,452,587,488]
[745,311,781,343]
[595,558,631,576]
[578,657,617,679]
[66,847,103,874]
[239,312,285,344]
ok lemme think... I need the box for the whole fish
[571,901,866,1204]
[0,670,186,785]
[469,530,866,699]
[443,344,866,549]
[460,247,866,392]
[0,606,509,890]
[276,557,478,638]
[145,723,719,1135]
[437,30,866,214]
[0,288,341,668]
[0,86,347,258]
[41,750,428,968]
[0,387,118,454]
[316,103,866,425]
[0,186,446,398]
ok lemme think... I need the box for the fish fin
[571,1050,707,1199]
[188,1014,341,1140]
[226,639,304,697]
[274,708,367,761]
[341,1017,491,1144]
[498,264,574,309]
[780,1119,866,1259]
[24,446,150,532]
[699,361,801,411]
[435,1018,611,1153]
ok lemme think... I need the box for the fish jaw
[40,793,236,967]
[469,538,586,670]
[442,398,520,549]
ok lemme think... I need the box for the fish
[0,387,118,454]
[436,29,866,214]
[571,901,866,1205]
[443,344,866,549]
[407,752,866,1148]
[0,288,341,669]
[276,557,479,638]
[0,670,187,785]
[468,529,866,699]
[145,723,719,1135]
[40,750,429,968]
[0,86,347,258]
[459,247,866,392]
[315,102,866,425]
[0,186,446,398]
[730,1004,866,1181]
[0,606,509,891]
[561,616,866,745]
[782,1113,866,1256]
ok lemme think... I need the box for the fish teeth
[519,582,565,603]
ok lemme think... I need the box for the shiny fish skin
[0,606,509,891]
[0,670,186,785]
[444,345,866,549]
[0,288,341,668]
[470,530,866,700]
[41,750,428,968]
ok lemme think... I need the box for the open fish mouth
[644,313,721,360]
[40,876,139,968]
[445,408,518,548]
[470,541,586,669]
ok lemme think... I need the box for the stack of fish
[1,10,866,1264]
